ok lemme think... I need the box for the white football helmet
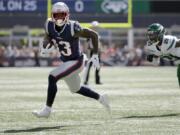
[51,2,69,26]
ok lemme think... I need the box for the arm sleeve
[73,21,83,35]
[44,19,50,35]
[144,42,151,55]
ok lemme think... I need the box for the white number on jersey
[58,41,72,56]
[163,38,169,44]
[52,39,72,56]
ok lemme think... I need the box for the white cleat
[99,94,111,113]
[32,106,52,118]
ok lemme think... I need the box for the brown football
[43,40,54,49]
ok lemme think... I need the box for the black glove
[147,55,154,62]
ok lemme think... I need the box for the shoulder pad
[69,20,82,36]
[163,35,177,51]
[164,35,176,39]
[163,35,177,44]
[74,21,82,32]
[44,18,53,35]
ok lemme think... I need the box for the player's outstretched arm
[75,27,100,69]
[43,34,51,48]
[147,54,160,65]
[75,28,99,54]
[39,34,56,56]
[147,55,154,62]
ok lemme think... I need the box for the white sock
[98,95,102,102]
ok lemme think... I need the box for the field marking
[0,77,177,82]
[1,108,180,113]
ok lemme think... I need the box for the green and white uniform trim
[146,35,179,61]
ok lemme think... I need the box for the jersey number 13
[52,40,72,56]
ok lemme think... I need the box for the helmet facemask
[52,12,69,26]
[147,23,165,45]
[147,31,159,44]
[51,2,69,27]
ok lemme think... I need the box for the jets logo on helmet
[147,23,165,44]
[51,2,69,26]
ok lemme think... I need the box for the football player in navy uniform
[33,2,110,118]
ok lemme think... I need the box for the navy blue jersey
[45,19,82,62]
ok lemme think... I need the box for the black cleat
[96,82,103,85]
[84,82,88,85]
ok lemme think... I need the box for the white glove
[88,54,100,70]
[40,43,55,56]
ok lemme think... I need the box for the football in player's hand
[43,40,54,49]
[40,39,56,56]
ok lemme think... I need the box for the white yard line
[0,108,180,113]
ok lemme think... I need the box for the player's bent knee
[69,86,81,93]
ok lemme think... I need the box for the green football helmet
[147,23,165,44]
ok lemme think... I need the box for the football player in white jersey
[146,23,180,87]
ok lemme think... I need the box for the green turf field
[0,67,180,135]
